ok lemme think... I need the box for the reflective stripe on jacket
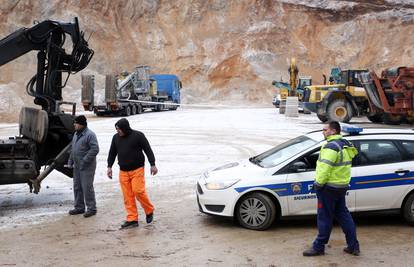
[315,134,358,186]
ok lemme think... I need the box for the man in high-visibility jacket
[303,121,360,256]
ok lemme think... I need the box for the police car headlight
[205,179,240,190]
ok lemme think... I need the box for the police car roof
[306,127,414,141]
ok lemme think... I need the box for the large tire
[367,114,383,123]
[403,193,414,225]
[327,99,353,123]
[124,106,131,116]
[382,113,401,125]
[317,113,328,122]
[131,105,137,115]
[137,104,143,114]
[235,192,276,231]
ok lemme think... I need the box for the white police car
[196,126,414,230]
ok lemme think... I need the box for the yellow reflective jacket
[315,134,358,186]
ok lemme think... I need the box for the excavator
[0,18,94,193]
[272,58,312,113]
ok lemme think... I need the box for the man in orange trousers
[107,118,158,229]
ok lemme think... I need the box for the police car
[196,125,414,230]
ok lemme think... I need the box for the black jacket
[107,119,155,171]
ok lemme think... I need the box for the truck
[0,18,94,193]
[358,66,414,125]
[82,66,181,116]
[302,68,369,123]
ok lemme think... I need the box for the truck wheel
[131,105,137,115]
[137,104,143,114]
[403,193,414,225]
[235,192,276,231]
[327,99,352,123]
[367,114,383,123]
[317,113,328,122]
[382,113,401,125]
[125,106,131,116]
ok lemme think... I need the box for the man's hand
[150,166,158,176]
[107,167,113,179]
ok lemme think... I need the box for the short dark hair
[328,121,341,134]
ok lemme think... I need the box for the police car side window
[275,148,320,175]
[358,140,402,166]
[399,141,414,160]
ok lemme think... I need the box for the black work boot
[303,247,325,257]
[120,221,139,230]
[146,213,153,224]
[83,210,97,218]
[69,209,85,215]
[344,247,360,256]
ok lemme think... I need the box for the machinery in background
[0,18,93,192]
[302,68,368,123]
[82,66,181,116]
[358,66,414,124]
[272,58,312,113]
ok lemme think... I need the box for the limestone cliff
[0,0,413,121]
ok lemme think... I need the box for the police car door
[283,147,356,215]
[352,139,410,211]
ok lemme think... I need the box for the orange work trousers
[119,167,154,222]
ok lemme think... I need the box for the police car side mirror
[289,161,308,172]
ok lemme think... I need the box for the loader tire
[382,113,401,125]
[317,113,328,122]
[367,114,383,123]
[327,99,352,123]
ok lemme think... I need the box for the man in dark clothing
[67,115,99,218]
[107,118,158,229]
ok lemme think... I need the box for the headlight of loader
[205,179,240,190]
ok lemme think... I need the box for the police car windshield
[253,135,317,168]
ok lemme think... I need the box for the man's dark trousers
[312,186,359,252]
[73,163,97,212]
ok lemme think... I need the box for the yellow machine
[302,69,368,122]
[272,58,312,113]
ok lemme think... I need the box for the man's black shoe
[344,247,360,256]
[120,221,139,230]
[69,209,85,215]
[83,210,97,218]
[303,247,325,257]
[146,213,153,224]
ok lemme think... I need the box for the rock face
[0,0,414,121]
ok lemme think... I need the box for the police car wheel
[236,193,276,231]
[403,193,414,225]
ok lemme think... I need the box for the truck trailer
[82,66,181,116]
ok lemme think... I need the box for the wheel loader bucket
[358,72,383,109]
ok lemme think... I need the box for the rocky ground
[1,108,414,266]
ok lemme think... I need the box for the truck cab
[150,74,181,105]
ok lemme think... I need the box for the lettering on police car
[294,195,316,200]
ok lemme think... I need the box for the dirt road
[1,108,414,266]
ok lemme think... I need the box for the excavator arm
[0,17,93,112]
[0,18,94,192]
